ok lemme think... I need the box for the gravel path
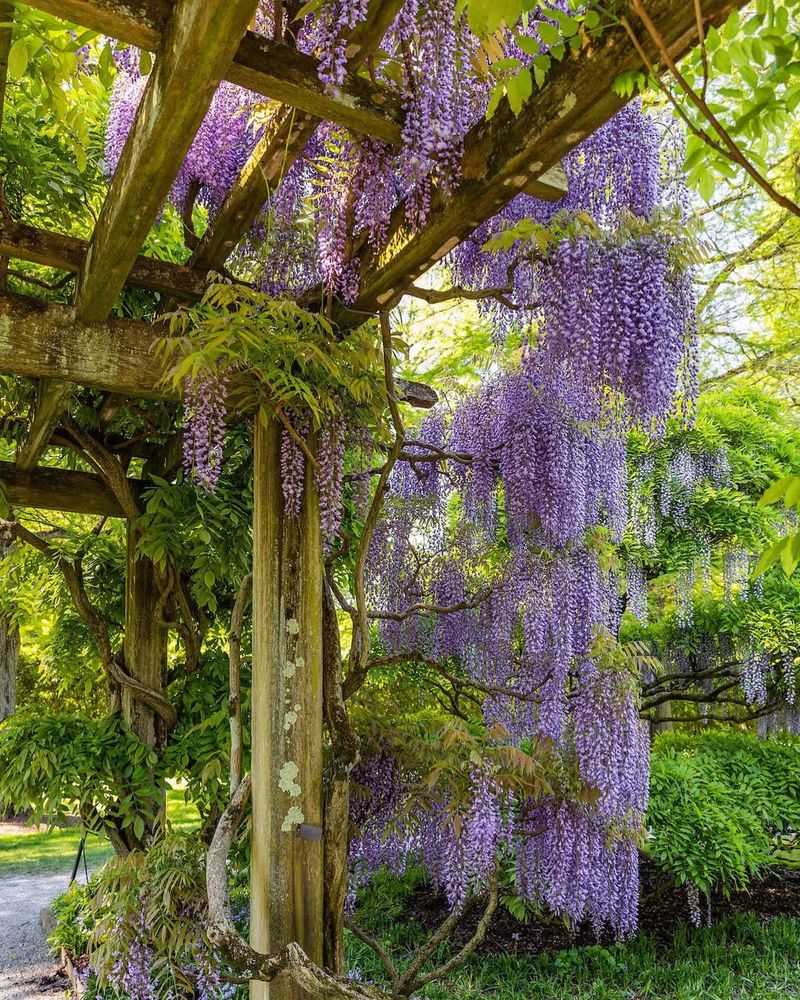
[0,870,70,1000]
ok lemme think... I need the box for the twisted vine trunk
[251,415,324,1000]
[0,613,19,722]
[119,524,168,848]
[123,524,167,750]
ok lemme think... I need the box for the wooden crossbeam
[189,0,404,274]
[0,461,133,517]
[25,0,402,143]
[0,292,438,408]
[17,0,259,472]
[0,219,208,299]
[349,0,745,317]
[0,293,171,398]
[189,108,318,272]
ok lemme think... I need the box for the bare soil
[408,861,800,956]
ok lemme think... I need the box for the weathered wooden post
[251,414,324,1000]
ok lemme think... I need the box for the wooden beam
[25,0,403,143]
[0,219,209,299]
[0,293,171,398]
[0,461,134,517]
[0,292,438,408]
[17,380,74,471]
[349,0,745,317]
[189,108,318,272]
[74,0,259,322]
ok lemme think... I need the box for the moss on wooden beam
[349,0,746,318]
[0,292,438,410]
[75,0,260,323]
[0,219,208,299]
[0,293,172,398]
[0,461,134,517]
[25,0,403,142]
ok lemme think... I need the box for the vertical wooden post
[123,524,166,749]
[251,414,324,1000]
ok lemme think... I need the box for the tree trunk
[322,583,358,975]
[122,524,167,749]
[120,524,168,848]
[250,415,324,1000]
[0,614,19,722]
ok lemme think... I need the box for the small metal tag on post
[298,823,323,841]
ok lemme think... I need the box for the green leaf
[139,49,153,76]
[713,48,732,73]
[7,38,28,79]
[759,475,796,506]
[538,21,560,46]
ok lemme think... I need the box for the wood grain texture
[16,380,74,471]
[251,416,323,1000]
[123,526,167,748]
[0,460,135,516]
[75,0,260,322]
[0,219,208,299]
[0,293,171,398]
[25,0,402,142]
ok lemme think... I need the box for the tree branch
[627,1,800,218]
[229,572,252,796]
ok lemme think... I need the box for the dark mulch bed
[406,862,800,957]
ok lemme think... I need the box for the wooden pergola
[0,1,741,996]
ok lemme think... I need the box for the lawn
[347,914,800,1000]
[0,787,200,877]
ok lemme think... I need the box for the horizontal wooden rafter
[0,219,208,299]
[0,291,437,407]
[0,461,135,517]
[24,0,403,143]
[349,0,745,317]
[0,293,173,399]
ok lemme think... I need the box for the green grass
[345,869,800,1000]
[347,913,800,999]
[0,787,200,877]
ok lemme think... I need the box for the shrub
[647,729,800,895]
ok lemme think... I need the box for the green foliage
[0,6,109,230]
[679,2,800,203]
[162,283,393,435]
[461,1,603,118]
[163,643,251,824]
[647,730,800,895]
[51,832,249,998]
[0,712,162,844]
[349,911,800,999]
[623,387,800,654]
[755,473,800,576]
[137,448,252,612]
[49,880,97,959]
